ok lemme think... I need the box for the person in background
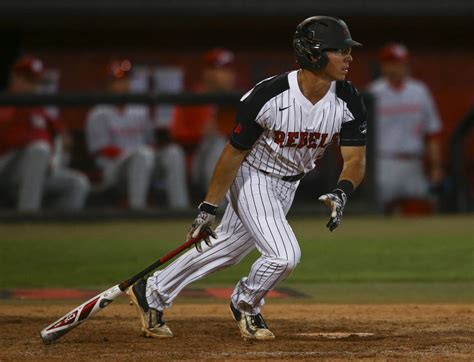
[85,59,189,210]
[0,55,90,212]
[170,48,237,194]
[367,43,444,215]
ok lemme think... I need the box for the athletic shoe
[229,301,275,340]
[126,278,173,338]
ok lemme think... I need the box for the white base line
[296,332,375,339]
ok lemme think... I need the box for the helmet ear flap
[293,38,329,71]
[311,49,329,71]
[293,38,306,57]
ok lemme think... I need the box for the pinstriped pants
[146,163,301,315]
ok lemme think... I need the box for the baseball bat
[39,231,208,344]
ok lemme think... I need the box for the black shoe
[126,278,173,338]
[229,302,275,340]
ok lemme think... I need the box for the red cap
[12,55,44,80]
[203,48,235,67]
[378,43,410,63]
[107,59,132,80]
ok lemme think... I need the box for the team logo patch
[234,123,242,134]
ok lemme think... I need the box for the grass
[0,215,473,302]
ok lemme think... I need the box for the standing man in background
[86,59,189,210]
[127,16,366,340]
[170,48,237,195]
[0,55,90,211]
[368,43,443,215]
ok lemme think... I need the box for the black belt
[259,170,305,182]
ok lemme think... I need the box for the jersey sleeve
[229,73,289,150]
[85,107,112,153]
[337,81,367,146]
[229,89,266,150]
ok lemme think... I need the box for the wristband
[198,202,218,215]
[333,179,354,197]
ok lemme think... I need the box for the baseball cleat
[229,302,275,340]
[126,278,173,338]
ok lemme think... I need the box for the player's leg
[128,202,256,337]
[0,151,18,205]
[230,166,301,317]
[13,141,51,211]
[155,143,190,209]
[146,203,255,310]
[376,157,400,213]
[124,146,154,209]
[43,168,91,210]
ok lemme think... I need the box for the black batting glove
[187,202,218,252]
[318,189,347,232]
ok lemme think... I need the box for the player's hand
[188,202,218,252]
[318,190,347,232]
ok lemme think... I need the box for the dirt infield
[1,302,472,360]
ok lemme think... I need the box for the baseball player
[0,55,90,211]
[86,59,189,210]
[127,16,367,340]
[367,43,443,214]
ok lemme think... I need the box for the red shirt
[0,107,63,156]
[170,105,236,146]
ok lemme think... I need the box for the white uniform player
[86,59,189,210]
[127,16,367,340]
[0,55,90,212]
[367,43,443,213]
[86,104,155,209]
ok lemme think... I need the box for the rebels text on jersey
[230,71,367,177]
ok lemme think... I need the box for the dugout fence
[0,91,376,219]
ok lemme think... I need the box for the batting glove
[318,190,347,232]
[188,202,218,252]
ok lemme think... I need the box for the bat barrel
[40,329,71,344]
[39,232,208,344]
[39,285,122,344]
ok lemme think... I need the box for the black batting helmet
[293,16,362,71]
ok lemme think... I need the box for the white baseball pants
[146,163,301,315]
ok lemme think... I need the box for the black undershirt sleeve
[229,113,265,150]
[337,81,367,146]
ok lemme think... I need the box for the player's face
[202,67,236,91]
[323,48,353,81]
[380,61,410,82]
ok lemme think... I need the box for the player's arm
[319,81,367,231]
[187,142,250,251]
[187,118,262,250]
[188,97,266,250]
[422,85,444,184]
[338,145,366,189]
[426,136,443,184]
[204,143,249,205]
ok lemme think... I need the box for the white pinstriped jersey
[86,105,154,154]
[230,70,367,177]
[367,77,442,157]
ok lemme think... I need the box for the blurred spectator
[367,43,444,215]
[170,48,237,194]
[0,55,90,212]
[85,59,189,210]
